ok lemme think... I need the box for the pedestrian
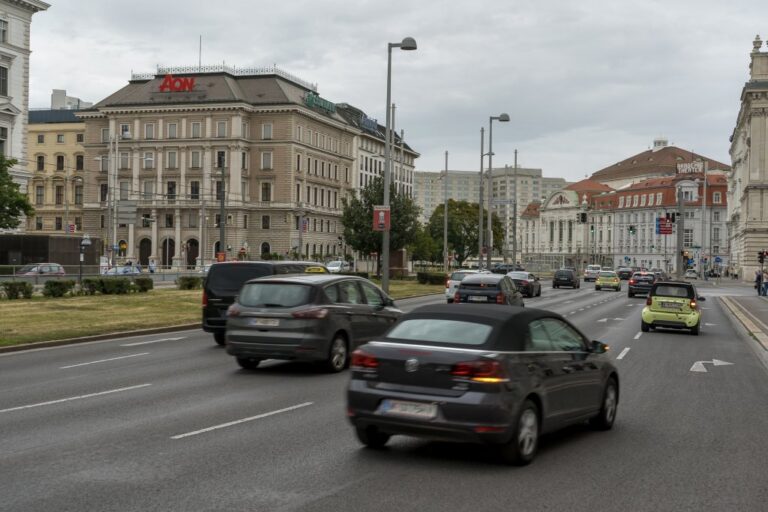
[763,271,768,297]
[756,270,763,296]
[136,262,142,273]
[149,259,156,274]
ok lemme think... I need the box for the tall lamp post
[478,127,485,267]
[78,233,91,286]
[443,151,449,272]
[486,113,509,269]
[381,36,417,295]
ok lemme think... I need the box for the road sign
[372,206,390,232]
[656,217,673,235]
[715,256,722,263]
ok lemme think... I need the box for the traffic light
[590,224,594,233]
[760,251,766,265]
[578,212,587,223]
[670,212,676,223]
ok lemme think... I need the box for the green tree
[408,224,440,265]
[427,199,503,267]
[0,156,34,229]
[341,177,421,270]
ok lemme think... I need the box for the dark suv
[627,272,656,297]
[202,261,327,345]
[454,274,524,306]
[553,269,580,289]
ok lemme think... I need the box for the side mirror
[591,340,609,354]
[385,297,395,307]
[698,296,706,301]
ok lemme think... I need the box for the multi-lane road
[2,282,768,511]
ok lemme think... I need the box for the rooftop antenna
[198,35,202,70]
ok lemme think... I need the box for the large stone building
[729,35,768,280]
[25,109,85,233]
[0,0,49,216]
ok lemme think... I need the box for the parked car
[595,271,621,291]
[453,274,524,306]
[203,261,328,346]
[225,274,400,372]
[102,265,141,276]
[617,267,633,280]
[684,269,698,279]
[491,264,525,274]
[553,269,580,289]
[506,271,541,297]
[347,304,619,465]
[627,272,656,297]
[15,263,65,276]
[445,269,487,303]
[641,281,704,335]
[583,264,602,282]
[326,260,352,273]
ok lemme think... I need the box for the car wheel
[536,287,541,297]
[553,284,558,289]
[628,291,634,298]
[355,425,390,448]
[447,298,453,304]
[590,378,618,431]
[691,322,700,336]
[576,282,580,288]
[324,334,348,373]
[499,399,539,465]
[213,331,226,346]
[236,357,262,370]
[641,320,650,332]
[596,286,601,291]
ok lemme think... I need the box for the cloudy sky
[28,0,762,181]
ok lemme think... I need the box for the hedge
[177,276,202,290]
[43,279,76,298]
[101,277,131,295]
[416,272,447,285]
[134,277,154,293]
[1,281,33,300]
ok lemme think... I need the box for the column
[151,207,159,260]
[173,208,182,269]
[229,146,241,202]
[128,224,135,260]
[179,147,187,202]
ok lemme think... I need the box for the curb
[719,297,768,351]
[0,323,201,354]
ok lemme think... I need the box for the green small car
[595,271,621,291]
[641,282,704,335]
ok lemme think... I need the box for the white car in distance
[327,260,351,273]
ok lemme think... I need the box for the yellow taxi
[595,271,621,291]
[641,281,703,335]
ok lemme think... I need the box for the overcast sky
[28,0,762,181]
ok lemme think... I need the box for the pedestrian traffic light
[670,212,676,223]
[760,251,766,264]
[579,212,587,223]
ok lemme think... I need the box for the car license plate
[380,399,437,419]
[468,295,487,302]
[249,318,280,327]
[660,301,681,309]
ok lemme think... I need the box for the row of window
[617,191,723,209]
[34,216,81,232]
[98,180,273,203]
[37,133,84,144]
[105,121,270,142]
[295,125,351,158]
[36,154,84,172]
[296,154,350,183]
[295,216,339,234]
[35,185,83,206]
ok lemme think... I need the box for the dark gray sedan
[347,304,619,465]
[225,275,401,372]
[453,274,525,306]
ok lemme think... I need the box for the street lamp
[486,113,509,269]
[79,233,91,286]
[382,36,417,295]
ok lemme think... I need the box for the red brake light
[202,290,208,306]
[291,307,329,319]
[451,359,507,383]
[454,291,460,303]
[646,297,652,306]
[496,292,505,304]
[351,349,379,369]
[689,299,697,309]
[629,279,636,285]
[445,277,450,288]
[521,280,529,286]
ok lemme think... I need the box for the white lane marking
[121,337,186,347]
[60,353,149,369]
[626,304,635,307]
[617,347,631,360]
[704,323,717,327]
[564,300,574,304]
[0,384,152,413]
[569,311,576,315]
[578,308,585,311]
[171,402,314,440]
[634,332,642,339]
[597,318,608,323]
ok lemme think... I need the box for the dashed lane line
[171,402,314,439]
[60,353,150,369]
[0,384,152,414]
[617,347,631,360]
[634,332,642,340]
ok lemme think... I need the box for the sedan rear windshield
[207,264,273,293]
[599,272,617,278]
[387,319,492,346]
[653,285,694,298]
[238,283,313,308]
[450,272,473,281]
[507,272,529,280]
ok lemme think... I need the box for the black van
[202,261,328,345]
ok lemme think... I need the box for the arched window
[260,242,270,256]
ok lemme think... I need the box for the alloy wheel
[518,408,538,457]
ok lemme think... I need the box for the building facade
[729,35,768,280]
[78,66,360,268]
[51,89,92,110]
[0,0,49,207]
[25,109,85,234]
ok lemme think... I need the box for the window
[713,211,720,222]
[262,215,270,229]
[143,152,154,169]
[295,184,301,202]
[360,281,384,307]
[261,152,272,169]
[216,121,226,137]
[216,150,226,168]
[190,181,200,200]
[713,227,721,243]
[648,194,654,207]
[100,183,108,202]
[165,214,174,228]
[632,195,639,207]
[542,318,586,352]
[296,125,302,141]
[261,182,271,202]
[76,155,84,170]
[57,134,65,144]
[262,123,272,140]
[188,212,198,228]
[36,155,45,171]
[0,66,7,96]
[713,192,722,204]
[119,123,130,137]
[120,152,129,170]
[166,181,176,200]
[191,150,201,168]
[120,181,129,200]
[101,128,110,143]
[167,123,177,139]
[684,229,694,247]
[216,180,223,201]
[55,186,63,205]
[527,320,554,351]
[55,217,62,231]
[35,186,44,205]
[241,151,248,170]
[191,122,201,138]
[144,123,155,139]
[75,185,83,205]
[0,20,7,43]
[618,196,624,208]
[167,151,177,169]
[243,214,248,229]
[37,134,44,144]
[100,215,105,228]
[143,180,154,199]
[241,122,249,138]
[35,216,43,230]
[241,179,247,202]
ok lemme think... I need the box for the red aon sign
[159,74,196,93]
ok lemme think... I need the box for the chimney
[652,137,668,152]
[750,35,768,81]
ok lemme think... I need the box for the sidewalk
[720,295,768,351]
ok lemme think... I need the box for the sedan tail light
[629,279,636,285]
[689,299,697,309]
[291,307,329,319]
[202,290,208,307]
[351,349,379,369]
[226,304,241,317]
[496,292,505,304]
[451,359,507,383]
[454,291,461,303]
[445,278,450,288]
[521,280,529,286]
[646,297,652,306]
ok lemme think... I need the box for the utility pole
[504,164,509,263]
[701,161,708,277]
[218,155,226,261]
[478,127,485,268]
[443,151,449,272]
[512,149,518,266]
[676,186,686,279]
[486,124,494,270]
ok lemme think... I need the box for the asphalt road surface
[2,282,767,511]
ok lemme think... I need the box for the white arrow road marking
[690,359,734,372]
[122,337,186,347]
[617,347,631,360]
[704,323,718,327]
[634,332,642,339]
[613,318,625,321]
[0,384,152,413]
[597,318,608,323]
[171,402,313,439]
[60,353,150,369]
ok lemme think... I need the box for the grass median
[0,281,443,347]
